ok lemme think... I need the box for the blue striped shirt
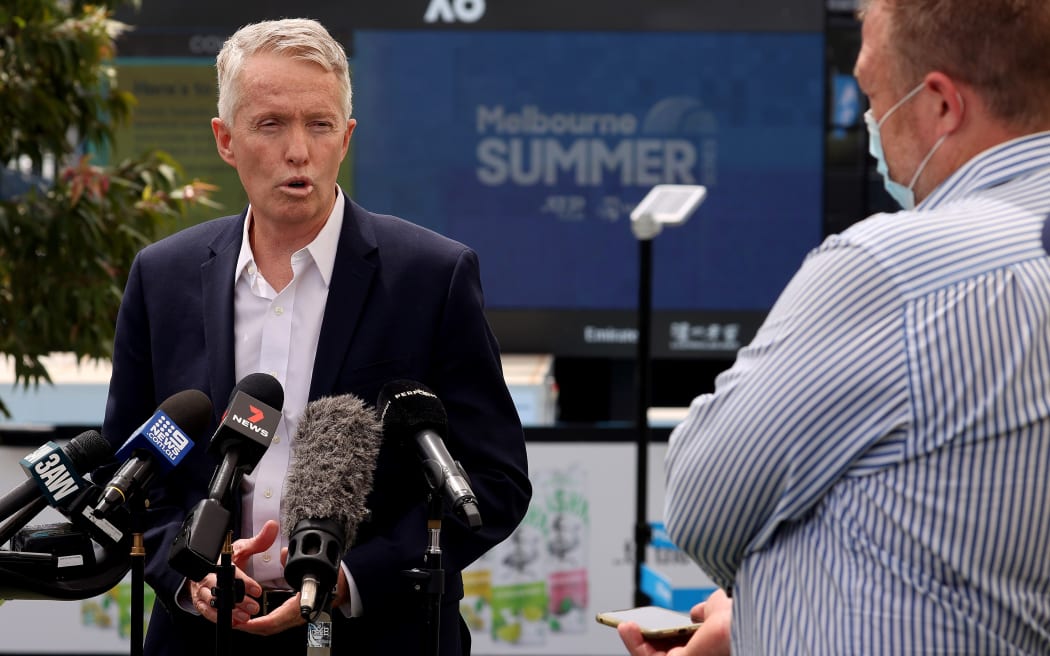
[664,131,1050,654]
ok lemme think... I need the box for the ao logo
[425,0,486,23]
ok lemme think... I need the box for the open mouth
[282,178,313,193]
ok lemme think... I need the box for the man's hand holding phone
[596,606,701,640]
[604,589,732,656]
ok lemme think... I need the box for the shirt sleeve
[663,239,911,591]
[335,563,361,618]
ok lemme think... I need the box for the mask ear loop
[905,91,964,190]
[877,82,926,127]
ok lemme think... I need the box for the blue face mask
[864,82,950,210]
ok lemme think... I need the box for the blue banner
[352,31,824,312]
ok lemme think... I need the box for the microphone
[11,521,97,575]
[204,372,284,503]
[0,544,133,601]
[94,389,213,517]
[0,522,133,600]
[168,373,284,581]
[282,394,381,619]
[377,380,483,530]
[0,430,112,544]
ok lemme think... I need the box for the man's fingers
[617,622,659,656]
[233,519,280,557]
[190,579,217,622]
[231,519,281,577]
[690,601,707,623]
[235,596,306,636]
[233,567,263,601]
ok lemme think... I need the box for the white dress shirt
[232,188,360,615]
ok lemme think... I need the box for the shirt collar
[234,187,345,287]
[921,130,1050,211]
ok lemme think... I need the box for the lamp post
[629,184,707,605]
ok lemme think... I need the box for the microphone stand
[130,495,147,656]
[403,491,444,656]
[200,450,250,656]
[213,531,242,656]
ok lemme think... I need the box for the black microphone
[0,430,112,544]
[282,394,381,619]
[204,372,284,503]
[11,521,98,576]
[377,380,482,530]
[168,373,284,581]
[0,522,133,600]
[94,389,213,517]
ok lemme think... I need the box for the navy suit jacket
[102,195,531,655]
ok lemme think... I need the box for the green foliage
[0,0,217,417]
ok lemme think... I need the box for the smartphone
[595,605,701,640]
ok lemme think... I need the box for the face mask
[864,82,949,210]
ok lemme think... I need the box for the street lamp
[629,184,706,606]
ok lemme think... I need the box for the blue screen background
[351,31,825,311]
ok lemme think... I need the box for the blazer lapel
[309,197,378,399]
[201,212,245,413]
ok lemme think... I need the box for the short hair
[878,0,1050,129]
[215,18,352,125]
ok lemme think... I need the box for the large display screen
[350,30,825,356]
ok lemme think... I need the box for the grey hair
[215,18,352,124]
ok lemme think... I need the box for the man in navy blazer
[101,18,530,656]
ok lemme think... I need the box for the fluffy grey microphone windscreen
[281,394,382,546]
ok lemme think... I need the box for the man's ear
[212,117,236,167]
[924,72,965,136]
[341,118,356,158]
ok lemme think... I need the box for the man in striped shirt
[620,0,1050,653]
